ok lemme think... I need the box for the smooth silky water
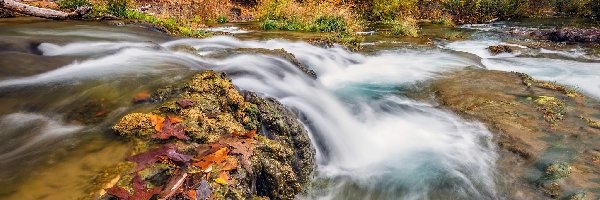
[0,18,598,199]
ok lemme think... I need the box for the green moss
[57,0,90,10]
[488,45,513,55]
[112,113,155,137]
[569,192,587,200]
[544,162,572,180]
[580,116,600,129]
[533,96,566,124]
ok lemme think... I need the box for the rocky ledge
[511,27,600,44]
[86,71,315,200]
[425,69,600,199]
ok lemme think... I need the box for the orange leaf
[148,114,165,131]
[220,157,238,171]
[233,130,256,138]
[133,91,151,102]
[193,147,229,170]
[168,115,184,124]
[245,130,256,138]
[187,190,197,200]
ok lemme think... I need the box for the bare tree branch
[0,0,91,20]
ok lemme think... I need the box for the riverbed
[0,17,598,199]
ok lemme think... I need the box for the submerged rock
[208,48,318,79]
[425,69,600,199]
[92,70,315,200]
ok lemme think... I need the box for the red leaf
[106,186,130,200]
[176,99,194,108]
[106,175,161,200]
[151,116,189,140]
[218,137,255,173]
[128,144,192,171]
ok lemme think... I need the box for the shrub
[260,19,280,30]
[57,0,91,10]
[432,15,454,26]
[216,15,229,23]
[107,0,128,17]
[390,18,420,37]
[372,0,400,20]
[309,16,348,32]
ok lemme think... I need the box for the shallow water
[0,17,598,199]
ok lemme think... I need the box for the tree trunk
[0,0,91,20]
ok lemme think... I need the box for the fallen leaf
[220,157,238,171]
[133,91,151,103]
[148,114,165,131]
[128,144,192,171]
[152,116,189,140]
[187,190,198,200]
[234,130,256,139]
[176,99,194,108]
[214,177,227,185]
[106,175,161,200]
[219,137,255,173]
[168,115,184,124]
[193,147,229,170]
[196,179,212,200]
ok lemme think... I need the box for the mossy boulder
[487,45,514,55]
[96,70,314,200]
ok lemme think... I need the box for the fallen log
[0,0,91,20]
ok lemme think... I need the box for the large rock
[89,71,315,200]
[425,69,600,199]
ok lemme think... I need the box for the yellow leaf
[214,177,227,185]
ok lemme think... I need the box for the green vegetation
[389,19,420,37]
[125,10,209,37]
[216,15,229,23]
[371,0,418,21]
[432,16,454,26]
[309,16,348,32]
[107,0,128,17]
[57,0,90,10]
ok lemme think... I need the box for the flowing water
[0,17,598,199]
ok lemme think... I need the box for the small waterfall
[0,36,500,199]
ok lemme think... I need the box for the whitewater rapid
[0,36,501,199]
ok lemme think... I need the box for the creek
[0,17,598,199]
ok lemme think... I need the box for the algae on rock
[99,70,315,200]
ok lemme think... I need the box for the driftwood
[0,0,91,19]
